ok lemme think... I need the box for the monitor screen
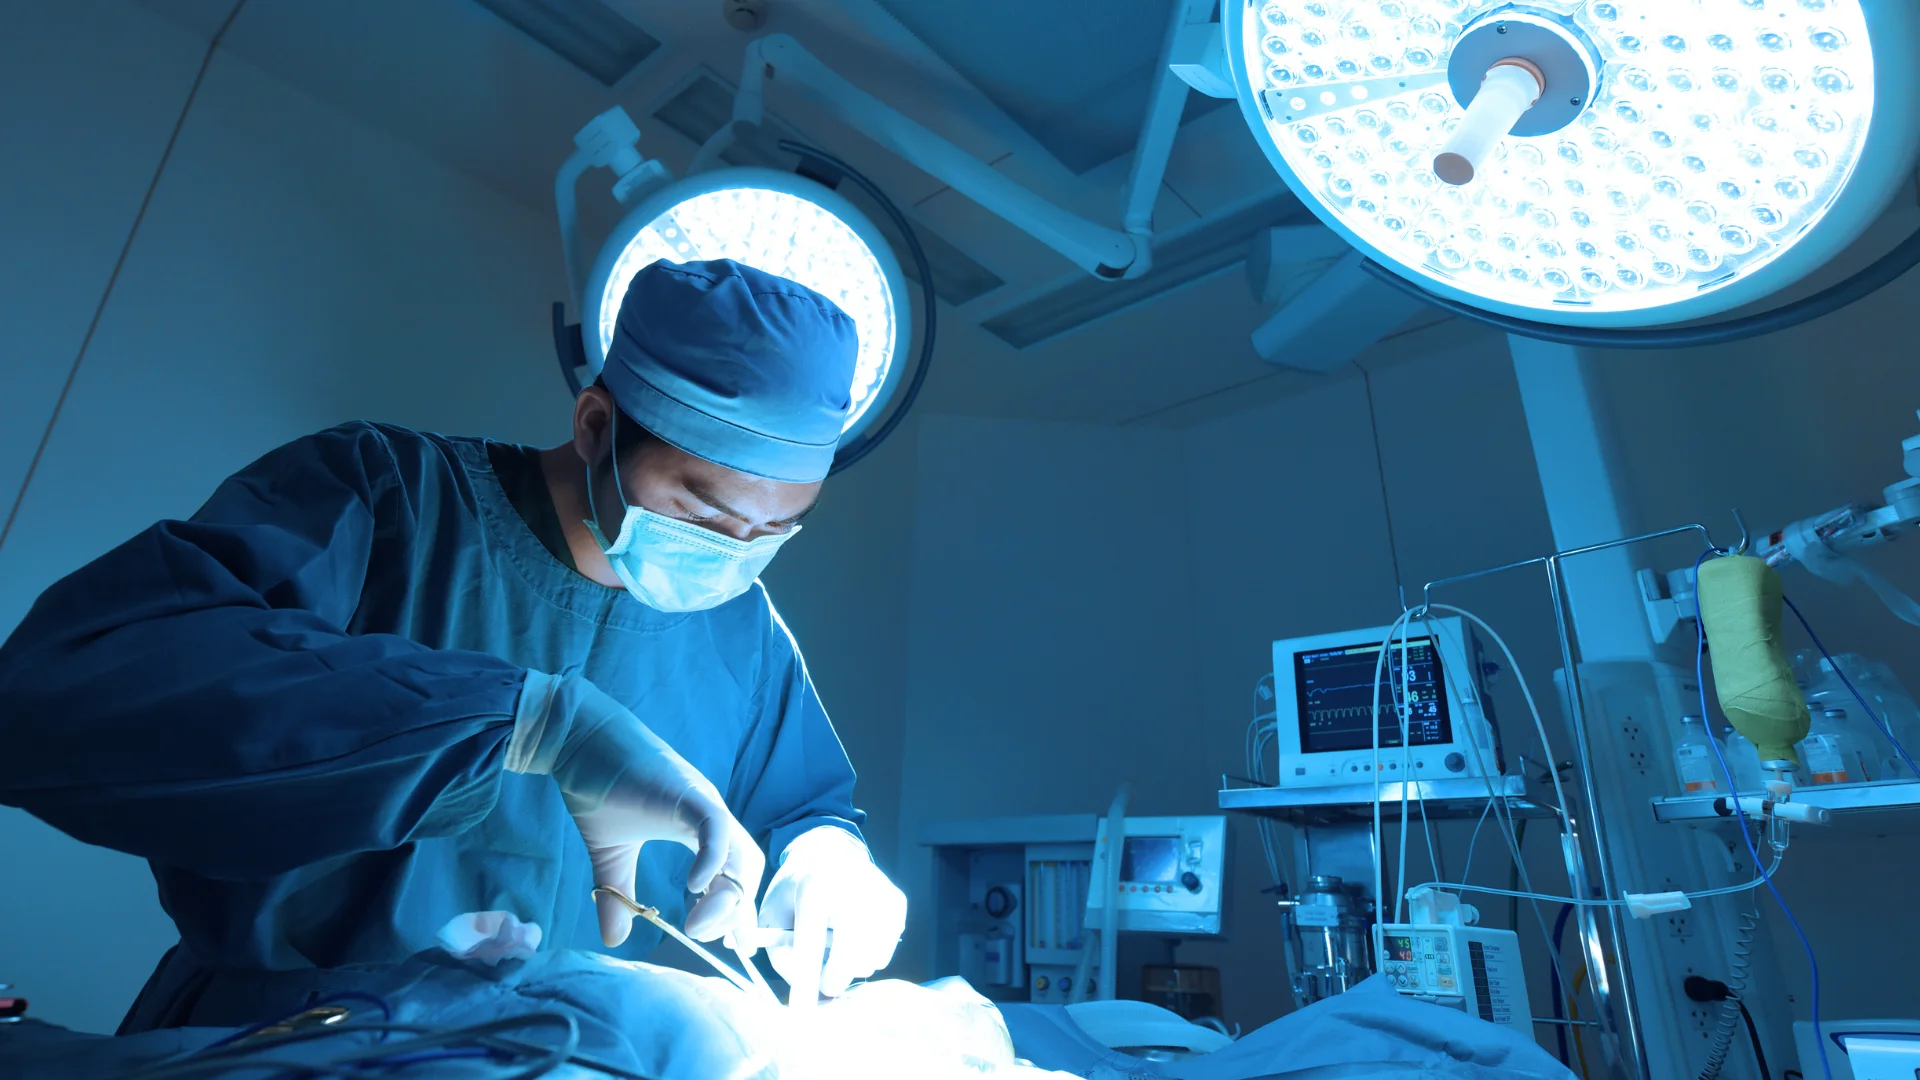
[1118,836,1182,884]
[1292,634,1454,754]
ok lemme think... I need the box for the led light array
[1244,0,1874,312]
[598,187,899,430]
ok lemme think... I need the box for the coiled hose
[1698,908,1761,1080]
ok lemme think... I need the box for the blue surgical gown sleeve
[0,422,526,880]
[725,596,866,866]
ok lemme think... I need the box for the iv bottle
[1800,709,1867,785]
[1723,728,1763,793]
[1672,715,1726,795]
[1815,653,1919,780]
[1797,651,1920,777]
[1831,707,1877,782]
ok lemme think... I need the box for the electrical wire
[1568,965,1594,1080]
[0,0,250,559]
[1695,909,1761,1080]
[1366,608,1580,1011]
[1410,852,1784,908]
[1549,904,1574,1068]
[1248,673,1289,890]
[1549,903,1611,1080]
[1357,221,1920,350]
[1246,672,1316,1012]
[1420,608,1577,1002]
[1414,772,1443,881]
[774,141,938,477]
[1736,1000,1773,1080]
[1393,616,1414,923]
[1459,795,1494,885]
[1505,817,1527,945]
[1369,609,1432,925]
[121,1013,584,1080]
[1782,594,1920,779]
[1390,616,1448,913]
[1367,610,1406,930]
[1248,673,1299,907]
[1425,607,1573,837]
[1691,550,1830,1080]
[1405,601,1795,908]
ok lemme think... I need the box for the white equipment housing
[1085,816,1226,935]
[1271,618,1504,788]
[1374,922,1532,1038]
[1796,1019,1920,1080]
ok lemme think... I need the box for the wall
[891,413,1203,998]
[891,333,1576,1029]
[760,416,922,894]
[0,0,570,1032]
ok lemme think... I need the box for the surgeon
[0,258,907,1030]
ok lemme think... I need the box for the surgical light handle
[697,34,1151,280]
[1433,60,1542,186]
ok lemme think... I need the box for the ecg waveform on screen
[1306,703,1378,723]
[1305,689,1438,726]
[1293,637,1453,753]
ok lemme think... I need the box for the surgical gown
[0,422,863,1031]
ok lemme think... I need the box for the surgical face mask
[584,430,797,612]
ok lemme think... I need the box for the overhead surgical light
[554,108,922,466]
[582,167,909,441]
[1225,0,1920,328]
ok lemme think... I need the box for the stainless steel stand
[1392,515,1748,1080]
[1225,515,1748,1079]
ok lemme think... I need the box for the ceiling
[875,0,1231,175]
[128,0,1460,426]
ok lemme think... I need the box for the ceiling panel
[470,0,660,86]
[877,0,1228,175]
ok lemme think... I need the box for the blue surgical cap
[600,259,859,484]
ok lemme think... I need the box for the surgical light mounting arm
[1639,411,1920,641]
[692,33,1168,281]
[554,107,672,310]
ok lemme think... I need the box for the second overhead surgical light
[584,167,908,442]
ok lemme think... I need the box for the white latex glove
[435,911,543,967]
[509,672,765,947]
[759,826,906,1007]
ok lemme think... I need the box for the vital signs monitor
[1271,618,1504,789]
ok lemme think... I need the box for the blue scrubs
[0,422,863,1030]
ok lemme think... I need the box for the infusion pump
[1271,617,1505,788]
[1374,922,1532,1038]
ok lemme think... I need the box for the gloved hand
[759,826,907,1007]
[509,672,765,947]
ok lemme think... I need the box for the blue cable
[1781,593,1920,779]
[1692,550,1831,1080]
[358,1046,503,1070]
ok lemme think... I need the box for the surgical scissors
[591,886,781,1006]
